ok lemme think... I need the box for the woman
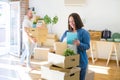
[61,13,90,80]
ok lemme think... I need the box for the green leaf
[33,21,37,24]
[63,48,75,56]
[52,16,58,24]
[43,15,58,25]
[44,15,51,24]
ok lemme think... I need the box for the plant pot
[48,24,53,34]
[32,24,36,28]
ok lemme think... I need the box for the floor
[0,53,120,80]
[88,59,120,80]
[0,54,43,80]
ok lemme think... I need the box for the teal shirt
[61,28,90,68]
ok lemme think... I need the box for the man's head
[26,9,33,19]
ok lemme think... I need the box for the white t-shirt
[22,15,32,42]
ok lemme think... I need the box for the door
[9,1,20,57]
[0,1,10,55]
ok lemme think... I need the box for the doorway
[0,1,21,56]
[9,1,21,57]
[0,1,10,55]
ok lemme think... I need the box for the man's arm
[24,27,37,43]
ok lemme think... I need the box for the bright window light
[88,65,110,74]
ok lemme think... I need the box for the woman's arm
[76,30,90,51]
[60,30,69,42]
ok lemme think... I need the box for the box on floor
[85,70,95,80]
[34,47,49,61]
[41,64,80,80]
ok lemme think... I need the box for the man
[20,8,36,69]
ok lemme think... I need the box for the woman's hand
[73,39,80,46]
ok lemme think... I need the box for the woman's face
[69,16,76,29]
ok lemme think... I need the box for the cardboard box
[54,42,67,55]
[41,64,80,80]
[85,70,95,80]
[89,31,101,40]
[48,52,80,68]
[26,27,48,43]
[42,39,56,47]
[34,48,49,61]
[47,33,58,39]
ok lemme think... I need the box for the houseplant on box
[63,48,76,56]
[43,15,58,33]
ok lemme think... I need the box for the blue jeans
[20,41,36,67]
[80,66,88,80]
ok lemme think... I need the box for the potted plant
[32,21,37,28]
[43,15,58,33]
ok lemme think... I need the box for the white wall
[29,0,120,39]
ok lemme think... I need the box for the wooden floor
[88,58,120,80]
[0,54,120,80]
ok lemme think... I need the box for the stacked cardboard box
[27,32,58,60]
[41,64,80,80]
[34,47,49,61]
[41,42,80,80]
[42,34,58,47]
[48,52,80,68]
[26,27,48,45]
[26,28,58,47]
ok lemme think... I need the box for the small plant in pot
[32,21,37,28]
[43,15,58,33]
